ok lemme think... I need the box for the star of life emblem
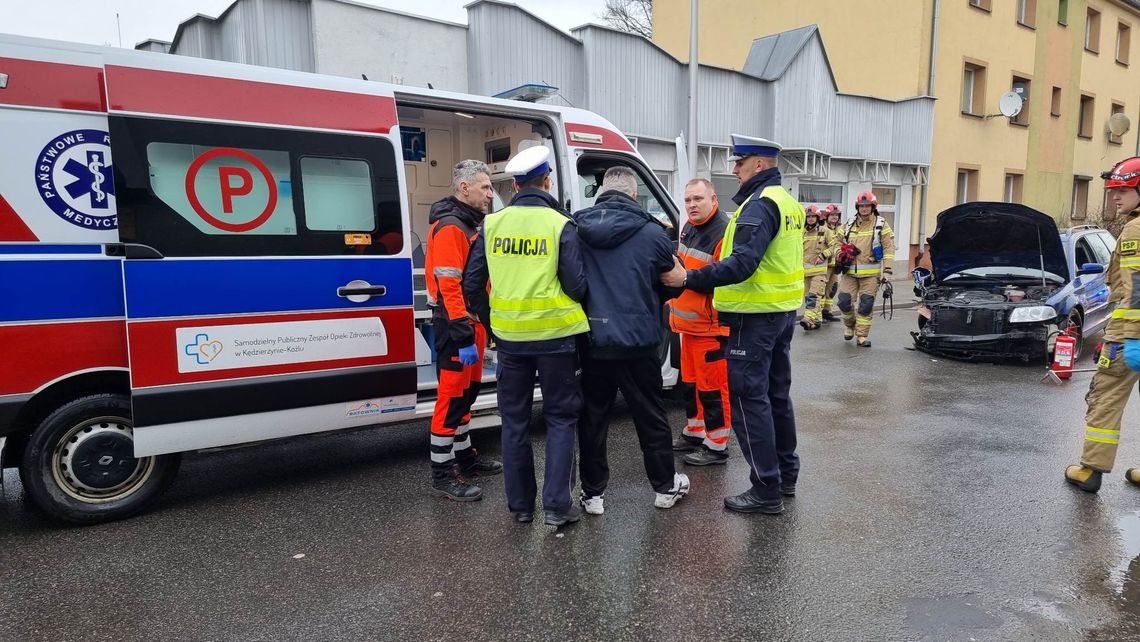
[34,129,117,230]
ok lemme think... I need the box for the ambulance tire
[18,394,181,525]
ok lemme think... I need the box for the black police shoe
[431,474,483,502]
[544,504,582,527]
[724,489,784,514]
[513,511,534,523]
[672,435,702,452]
[683,447,729,466]
[781,483,796,497]
[458,451,503,477]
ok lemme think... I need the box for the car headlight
[1009,305,1057,323]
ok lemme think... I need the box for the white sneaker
[582,494,604,515]
[654,473,691,509]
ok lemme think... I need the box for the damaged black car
[911,202,1114,362]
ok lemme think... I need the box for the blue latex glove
[1124,340,1140,372]
[457,344,480,366]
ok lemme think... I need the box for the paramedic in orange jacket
[670,178,733,466]
[425,160,503,501]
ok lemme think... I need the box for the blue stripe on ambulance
[0,244,103,255]
[123,257,413,319]
[0,259,125,322]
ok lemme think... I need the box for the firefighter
[463,146,590,527]
[661,134,803,514]
[821,204,843,321]
[669,178,733,466]
[837,192,895,348]
[1065,156,1140,493]
[800,205,836,331]
[425,160,503,501]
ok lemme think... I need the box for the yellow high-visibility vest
[483,205,588,341]
[713,185,806,313]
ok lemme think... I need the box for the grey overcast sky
[2,0,610,48]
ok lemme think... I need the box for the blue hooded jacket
[574,190,676,359]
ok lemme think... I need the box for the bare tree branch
[599,0,653,39]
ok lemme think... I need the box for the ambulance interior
[396,104,562,396]
[396,104,679,401]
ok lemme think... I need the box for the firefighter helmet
[855,191,878,207]
[805,204,821,217]
[824,204,841,219]
[1102,157,1140,189]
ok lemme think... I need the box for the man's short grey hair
[601,166,638,197]
[452,159,491,192]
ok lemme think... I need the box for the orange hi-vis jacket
[425,196,485,347]
[670,211,730,337]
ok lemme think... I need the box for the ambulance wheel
[18,394,181,525]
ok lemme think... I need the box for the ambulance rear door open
[103,61,418,456]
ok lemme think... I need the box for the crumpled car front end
[913,285,1060,362]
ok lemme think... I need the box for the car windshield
[944,266,1066,283]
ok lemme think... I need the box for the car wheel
[18,394,181,525]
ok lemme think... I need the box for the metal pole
[687,0,699,179]
[116,13,123,48]
[917,0,940,260]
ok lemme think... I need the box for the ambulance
[0,34,681,523]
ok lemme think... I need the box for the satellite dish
[1108,112,1132,137]
[998,91,1024,118]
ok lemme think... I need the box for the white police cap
[505,146,552,182]
[728,134,782,161]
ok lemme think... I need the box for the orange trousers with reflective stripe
[430,324,487,471]
[679,334,731,451]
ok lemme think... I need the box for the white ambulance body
[0,34,681,523]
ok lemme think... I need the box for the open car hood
[928,202,1068,282]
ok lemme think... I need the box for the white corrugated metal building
[139,0,935,264]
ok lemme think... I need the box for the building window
[968,0,992,12]
[1011,75,1031,125]
[871,186,898,230]
[1004,173,1024,203]
[1110,102,1126,144]
[956,168,979,204]
[799,182,845,205]
[1086,8,1101,53]
[1117,22,1131,65]
[1016,0,1037,28]
[1059,0,1068,25]
[1051,86,1063,116]
[1072,176,1091,220]
[1078,94,1095,139]
[961,62,987,116]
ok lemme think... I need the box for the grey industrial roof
[742,24,836,90]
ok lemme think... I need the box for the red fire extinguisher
[1051,328,1079,380]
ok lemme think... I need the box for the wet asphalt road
[2,310,1139,641]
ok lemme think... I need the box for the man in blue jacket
[574,166,691,515]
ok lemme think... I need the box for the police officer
[1065,156,1140,493]
[425,160,503,501]
[821,204,843,321]
[670,178,733,466]
[662,135,804,514]
[837,192,895,347]
[800,205,835,331]
[463,146,589,527]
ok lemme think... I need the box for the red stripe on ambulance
[0,193,38,241]
[564,123,636,153]
[0,320,127,395]
[105,66,397,135]
[127,308,416,388]
[0,57,107,113]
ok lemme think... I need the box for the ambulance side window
[110,116,402,257]
[148,143,298,236]
[299,157,375,231]
[575,155,678,235]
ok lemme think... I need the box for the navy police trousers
[496,350,582,514]
[723,311,800,499]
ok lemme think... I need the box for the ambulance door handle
[337,280,387,303]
